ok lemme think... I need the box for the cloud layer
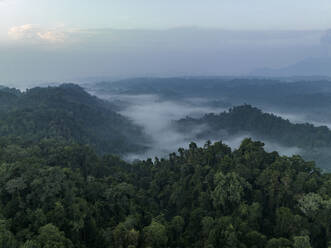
[0,28,329,84]
[8,24,68,43]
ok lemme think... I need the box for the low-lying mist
[103,94,226,160]
[92,91,303,160]
[265,109,331,129]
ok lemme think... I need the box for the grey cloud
[321,29,331,45]
[0,28,327,85]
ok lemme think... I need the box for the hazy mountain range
[253,57,331,77]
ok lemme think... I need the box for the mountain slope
[0,84,148,154]
[176,105,331,170]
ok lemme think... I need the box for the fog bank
[92,91,302,160]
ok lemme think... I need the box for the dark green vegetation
[90,78,331,172]
[0,84,148,154]
[177,105,331,171]
[0,138,330,248]
[0,83,330,247]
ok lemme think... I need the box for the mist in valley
[90,90,304,161]
[1,1,331,246]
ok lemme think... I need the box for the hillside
[0,84,148,154]
[0,84,329,247]
[176,105,331,171]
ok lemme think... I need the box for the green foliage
[143,221,168,248]
[0,220,18,248]
[293,236,312,248]
[212,172,251,212]
[36,224,73,248]
[21,240,40,248]
[266,237,292,248]
[0,84,148,155]
[177,104,331,171]
[0,117,329,247]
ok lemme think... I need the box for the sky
[0,0,331,85]
[1,0,331,32]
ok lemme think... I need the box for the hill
[0,84,329,247]
[0,84,148,154]
[176,105,331,171]
[90,78,331,117]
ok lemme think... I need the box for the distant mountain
[90,77,331,116]
[0,84,149,154]
[91,77,331,97]
[252,57,331,77]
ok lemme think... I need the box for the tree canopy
[0,84,149,155]
[0,138,329,247]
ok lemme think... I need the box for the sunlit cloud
[8,24,35,40]
[8,24,69,43]
[37,31,66,43]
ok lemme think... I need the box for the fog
[91,91,302,160]
[96,93,226,160]
[265,110,331,129]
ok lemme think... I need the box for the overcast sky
[1,0,331,32]
[1,0,331,85]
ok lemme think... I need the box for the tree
[0,220,17,248]
[21,240,40,248]
[293,236,312,248]
[113,222,139,248]
[36,224,73,248]
[143,221,168,248]
[212,172,251,213]
[266,238,291,248]
[275,207,302,238]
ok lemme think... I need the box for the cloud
[90,93,226,160]
[37,30,66,43]
[8,24,68,43]
[8,24,35,40]
[321,29,331,45]
[0,28,326,83]
[321,29,331,55]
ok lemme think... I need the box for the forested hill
[176,105,331,171]
[91,78,331,107]
[0,84,148,154]
[0,139,329,247]
[0,84,329,247]
[177,105,331,148]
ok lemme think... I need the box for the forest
[0,84,330,247]
[0,137,330,248]
[0,84,148,155]
[2,0,331,247]
[176,105,331,171]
